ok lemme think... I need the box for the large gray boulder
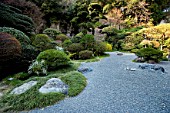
[10,81,37,95]
[39,78,68,94]
[139,64,165,73]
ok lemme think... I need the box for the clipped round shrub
[79,50,93,60]
[32,34,52,51]
[56,34,69,42]
[0,32,21,62]
[0,32,22,77]
[105,43,112,51]
[43,28,61,39]
[94,41,107,55]
[136,48,163,63]
[102,26,118,36]
[0,27,30,45]
[71,32,84,43]
[62,39,72,48]
[80,34,95,50]
[67,43,84,53]
[37,49,70,70]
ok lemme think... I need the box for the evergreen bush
[37,49,70,70]
[136,48,163,63]
[79,50,93,60]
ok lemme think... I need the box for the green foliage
[61,71,87,97]
[0,3,35,34]
[102,26,118,36]
[71,32,84,43]
[37,49,70,70]
[136,48,163,63]
[56,34,69,42]
[0,32,22,63]
[0,70,86,111]
[80,34,95,50]
[43,28,61,39]
[28,60,48,76]
[79,50,93,60]
[62,39,72,48]
[67,43,84,53]
[67,43,84,59]
[32,34,53,51]
[0,27,30,46]
[94,41,107,55]
[105,43,112,51]
[0,32,22,78]
[122,43,135,51]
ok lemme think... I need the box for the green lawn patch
[0,63,86,112]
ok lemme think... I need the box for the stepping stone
[10,81,37,95]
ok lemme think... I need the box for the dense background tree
[1,0,45,33]
[0,3,35,34]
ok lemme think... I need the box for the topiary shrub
[102,26,118,36]
[56,34,69,42]
[0,27,30,45]
[32,34,53,51]
[37,49,70,70]
[0,32,21,62]
[0,3,35,34]
[105,43,112,51]
[71,32,84,43]
[0,32,22,77]
[67,43,84,53]
[43,28,61,39]
[67,43,84,59]
[94,41,107,56]
[62,39,72,48]
[136,48,163,63]
[79,50,93,60]
[80,34,95,50]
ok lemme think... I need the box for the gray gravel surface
[26,52,170,113]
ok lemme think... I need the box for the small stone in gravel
[39,78,68,94]
[10,81,37,95]
[139,64,165,73]
[78,67,92,73]
[117,52,123,56]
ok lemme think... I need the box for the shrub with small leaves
[136,48,163,63]
[43,28,61,39]
[62,39,72,48]
[79,50,93,60]
[28,60,48,76]
[37,49,70,70]
[0,27,30,45]
[67,43,84,53]
[71,32,84,43]
[56,34,69,42]
[32,34,52,51]
[0,32,22,77]
[105,43,112,51]
[94,41,107,55]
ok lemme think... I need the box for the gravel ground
[26,52,170,113]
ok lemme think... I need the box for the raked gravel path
[26,52,170,113]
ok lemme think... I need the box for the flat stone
[39,78,68,94]
[78,67,92,74]
[10,81,37,95]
